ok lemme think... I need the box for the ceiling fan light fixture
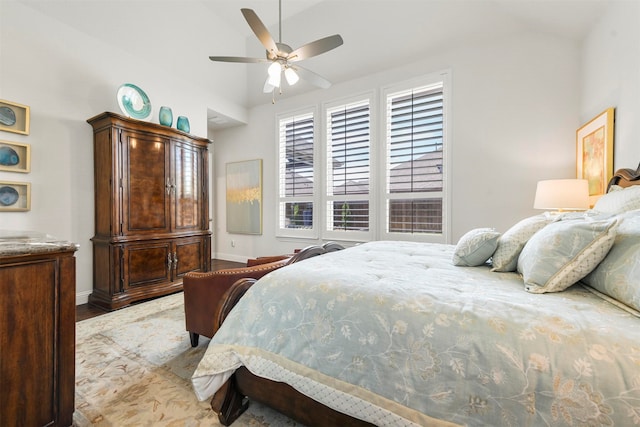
[263,78,276,93]
[268,61,282,78]
[284,67,299,85]
[267,69,281,88]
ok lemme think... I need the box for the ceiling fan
[209,0,343,95]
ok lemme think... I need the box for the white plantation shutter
[278,112,315,232]
[276,72,449,241]
[326,100,370,233]
[386,83,444,235]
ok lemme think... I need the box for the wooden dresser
[0,231,78,426]
[88,112,212,310]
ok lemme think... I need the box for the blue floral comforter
[193,241,640,426]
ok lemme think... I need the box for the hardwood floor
[211,258,246,270]
[76,303,109,322]
[76,259,245,322]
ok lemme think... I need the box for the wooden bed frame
[608,162,640,189]
[209,166,640,427]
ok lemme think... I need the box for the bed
[192,166,640,426]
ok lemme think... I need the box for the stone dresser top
[0,230,79,257]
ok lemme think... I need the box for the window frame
[323,93,376,242]
[378,71,451,244]
[275,106,320,240]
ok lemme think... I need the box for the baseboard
[214,252,247,263]
[76,290,91,306]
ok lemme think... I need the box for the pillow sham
[582,209,640,311]
[491,215,553,272]
[517,217,618,293]
[453,228,501,267]
[593,185,640,214]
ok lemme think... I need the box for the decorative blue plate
[0,186,19,206]
[0,146,19,166]
[0,106,16,126]
[117,83,152,120]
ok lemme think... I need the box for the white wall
[0,1,248,304]
[210,30,583,260]
[1,0,637,303]
[581,0,640,167]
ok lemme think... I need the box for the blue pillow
[582,210,640,311]
[453,228,500,267]
[517,217,617,293]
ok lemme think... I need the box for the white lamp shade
[266,69,281,88]
[267,61,281,77]
[284,67,299,85]
[263,78,276,93]
[534,179,590,211]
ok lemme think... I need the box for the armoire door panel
[125,243,171,287]
[172,141,203,231]
[123,130,170,234]
[174,237,205,278]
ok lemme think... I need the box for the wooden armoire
[88,112,212,310]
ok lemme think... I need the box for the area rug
[74,292,302,426]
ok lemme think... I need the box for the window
[384,82,445,240]
[276,71,449,242]
[277,112,316,236]
[326,100,371,237]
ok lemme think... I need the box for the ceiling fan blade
[288,35,343,62]
[291,65,332,89]
[241,8,278,58]
[209,56,269,64]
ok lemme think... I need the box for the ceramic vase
[176,116,190,133]
[159,106,173,127]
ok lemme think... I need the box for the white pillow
[517,217,618,293]
[593,185,640,214]
[491,215,553,272]
[453,228,501,267]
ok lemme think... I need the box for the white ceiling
[208,0,614,111]
[17,0,615,122]
[210,0,609,41]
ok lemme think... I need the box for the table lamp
[533,179,590,212]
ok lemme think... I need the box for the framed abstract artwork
[0,141,31,173]
[576,107,614,206]
[0,100,30,135]
[0,181,31,211]
[226,159,262,234]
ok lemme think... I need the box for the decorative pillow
[517,217,618,293]
[582,210,640,311]
[593,185,640,214]
[453,228,501,266]
[491,215,554,272]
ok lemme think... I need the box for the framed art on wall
[576,107,614,206]
[0,141,31,173]
[0,100,30,135]
[226,159,262,235]
[0,181,31,211]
